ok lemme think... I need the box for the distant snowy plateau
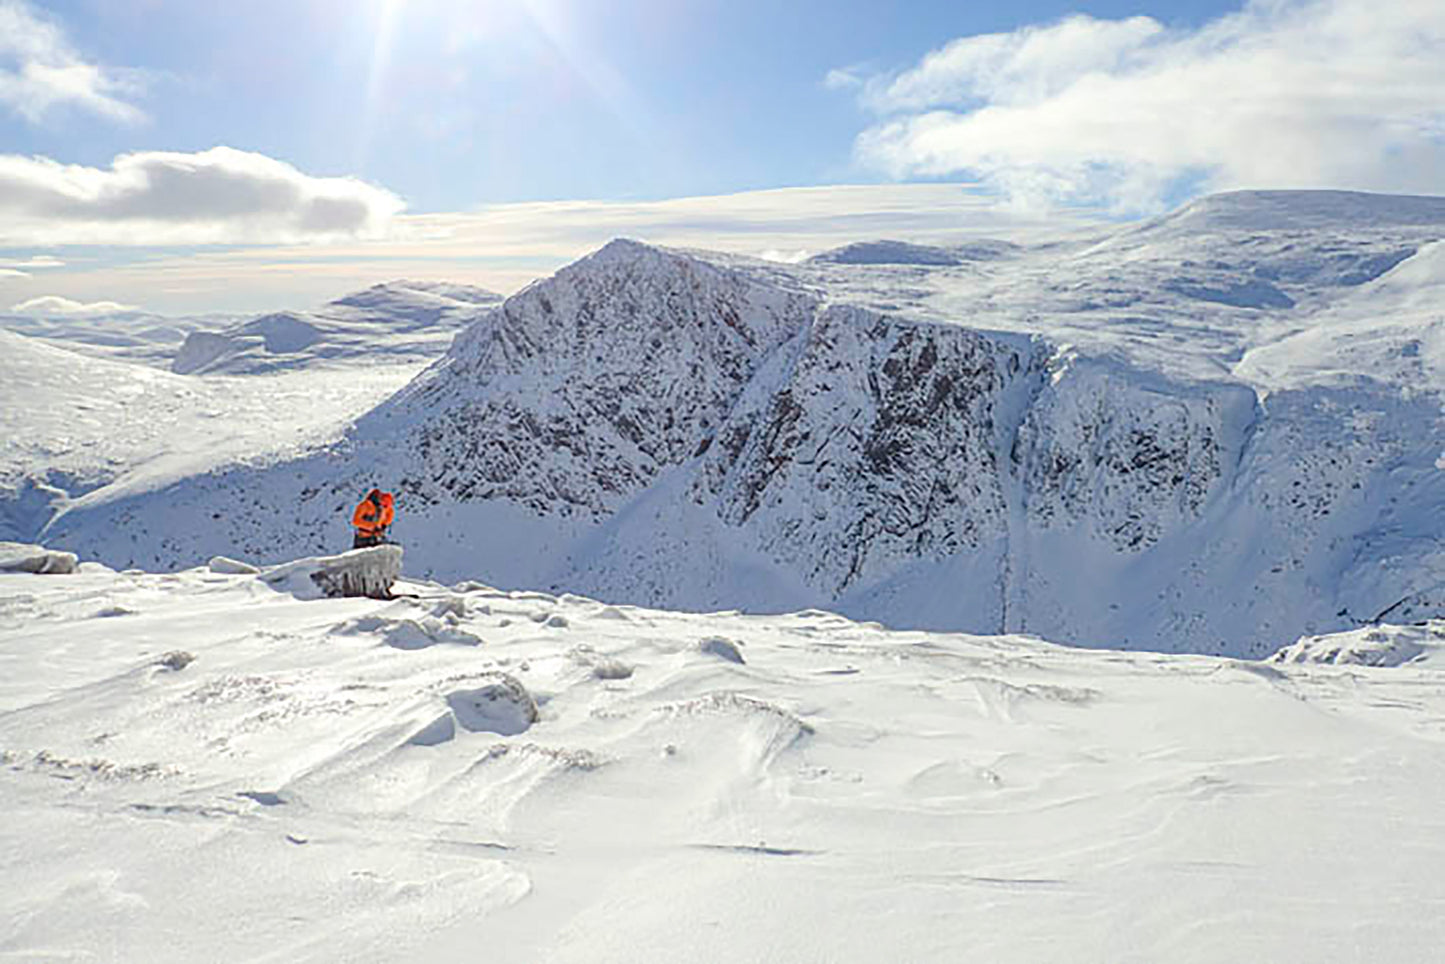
[6,191,1445,961]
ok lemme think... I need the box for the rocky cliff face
[692,306,1041,595]
[371,240,816,516]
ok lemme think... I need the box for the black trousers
[353,531,384,549]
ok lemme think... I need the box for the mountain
[2,557,1442,962]
[0,306,245,368]
[808,238,1019,266]
[171,280,503,375]
[27,192,1445,656]
[0,325,432,546]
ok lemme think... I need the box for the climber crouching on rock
[351,488,395,549]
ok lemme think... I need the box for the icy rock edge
[260,545,403,600]
[0,542,78,575]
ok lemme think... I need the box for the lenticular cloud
[0,147,405,245]
[847,0,1445,212]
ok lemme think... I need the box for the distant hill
[170,280,503,375]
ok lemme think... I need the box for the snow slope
[0,328,426,548]
[0,307,244,368]
[28,191,1445,657]
[1,561,1442,962]
[171,280,502,375]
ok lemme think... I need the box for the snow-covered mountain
[0,305,244,368]
[25,191,1445,657]
[171,280,502,375]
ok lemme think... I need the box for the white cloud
[10,294,136,316]
[823,67,865,91]
[0,0,144,124]
[0,267,27,278]
[0,146,406,245]
[865,15,1163,113]
[843,0,1445,212]
[20,183,1109,315]
[0,255,62,269]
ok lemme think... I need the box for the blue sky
[4,0,1236,210]
[0,0,1440,313]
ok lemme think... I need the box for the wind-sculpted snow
[29,191,1445,657]
[3,564,1445,961]
[1271,623,1445,667]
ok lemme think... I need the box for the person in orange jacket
[352,488,396,549]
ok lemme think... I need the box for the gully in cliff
[351,488,396,549]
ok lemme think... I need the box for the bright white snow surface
[0,327,426,544]
[3,562,1444,962]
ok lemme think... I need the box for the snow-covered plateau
[2,561,1443,962]
[6,188,1445,961]
[14,190,1445,657]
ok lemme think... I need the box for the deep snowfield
[3,561,1444,962]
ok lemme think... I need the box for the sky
[0,0,1441,315]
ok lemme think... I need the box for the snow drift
[3,560,1445,962]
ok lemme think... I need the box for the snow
[208,555,261,575]
[0,306,245,367]
[168,278,499,376]
[1271,622,1445,667]
[2,561,1444,961]
[810,238,1019,265]
[0,327,427,545]
[12,189,1445,659]
[10,188,1445,958]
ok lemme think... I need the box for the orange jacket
[352,491,393,535]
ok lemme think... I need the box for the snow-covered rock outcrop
[260,545,403,600]
[1271,623,1445,667]
[0,542,78,574]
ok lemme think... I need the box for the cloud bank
[0,0,144,124]
[9,295,136,316]
[16,183,1108,315]
[844,0,1445,212]
[0,147,406,245]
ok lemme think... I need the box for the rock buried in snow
[698,636,746,664]
[208,555,261,575]
[260,545,403,600]
[156,651,196,671]
[445,675,539,736]
[332,603,482,649]
[1271,624,1437,667]
[566,645,634,680]
[0,542,78,575]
